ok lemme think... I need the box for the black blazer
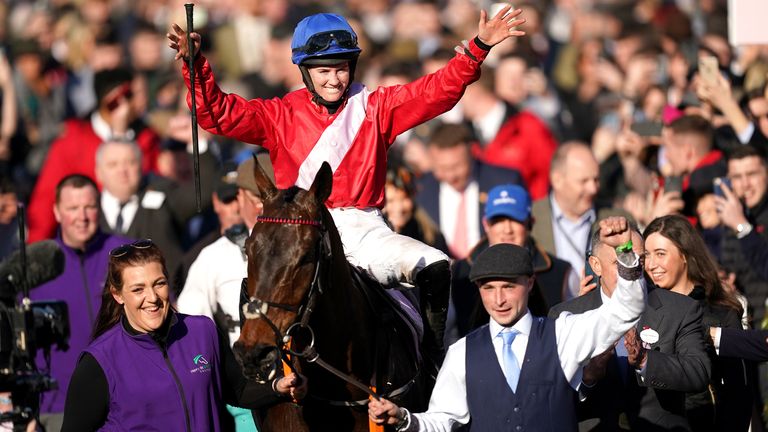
[550,286,711,431]
[99,187,186,280]
[414,160,523,249]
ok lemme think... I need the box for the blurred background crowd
[1,0,768,430]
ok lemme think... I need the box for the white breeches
[328,207,449,286]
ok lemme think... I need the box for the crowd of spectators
[1,0,768,431]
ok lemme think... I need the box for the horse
[232,160,428,431]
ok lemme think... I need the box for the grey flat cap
[469,243,534,283]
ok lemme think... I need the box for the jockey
[168,7,526,362]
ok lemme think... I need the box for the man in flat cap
[369,216,646,431]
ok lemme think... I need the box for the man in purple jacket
[29,174,132,431]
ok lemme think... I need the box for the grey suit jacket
[551,286,710,431]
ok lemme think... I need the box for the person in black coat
[644,215,750,432]
[714,328,768,362]
[715,145,768,323]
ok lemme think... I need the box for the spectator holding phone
[659,115,726,220]
[697,67,768,153]
[715,145,768,327]
[26,68,161,242]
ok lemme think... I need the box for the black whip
[16,203,29,300]
[185,3,202,212]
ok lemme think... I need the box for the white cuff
[713,327,722,355]
[737,122,755,145]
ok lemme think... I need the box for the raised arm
[555,218,646,386]
[167,23,275,147]
[378,7,526,141]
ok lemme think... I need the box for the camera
[0,240,69,429]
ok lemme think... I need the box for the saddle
[347,265,424,397]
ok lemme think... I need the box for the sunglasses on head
[293,30,357,55]
[109,239,154,258]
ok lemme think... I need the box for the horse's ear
[251,154,277,200]
[308,162,333,203]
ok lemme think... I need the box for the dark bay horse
[233,160,427,431]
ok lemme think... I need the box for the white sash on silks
[295,83,371,190]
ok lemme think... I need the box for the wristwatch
[736,222,753,239]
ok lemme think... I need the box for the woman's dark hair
[643,215,743,315]
[91,241,169,340]
[386,163,416,197]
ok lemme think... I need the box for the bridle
[240,215,324,374]
[240,214,418,405]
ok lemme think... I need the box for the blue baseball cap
[484,184,531,222]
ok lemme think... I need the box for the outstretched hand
[478,5,526,46]
[167,23,202,61]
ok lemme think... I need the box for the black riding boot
[416,260,451,368]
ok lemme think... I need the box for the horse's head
[233,159,333,383]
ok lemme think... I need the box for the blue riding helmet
[291,13,361,65]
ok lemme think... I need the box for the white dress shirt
[439,180,480,253]
[472,101,506,145]
[550,194,595,280]
[177,235,247,346]
[404,255,646,432]
[101,190,139,233]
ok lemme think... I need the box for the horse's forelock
[283,186,301,203]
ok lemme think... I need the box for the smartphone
[698,55,719,86]
[584,260,600,293]
[713,177,732,198]
[664,175,683,194]
[630,121,663,137]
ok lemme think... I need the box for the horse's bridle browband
[256,216,322,226]
[241,214,416,405]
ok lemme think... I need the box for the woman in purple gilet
[60,240,306,431]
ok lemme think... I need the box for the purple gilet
[84,313,223,431]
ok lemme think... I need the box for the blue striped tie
[500,329,521,392]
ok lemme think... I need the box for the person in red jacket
[27,68,160,242]
[168,7,526,359]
